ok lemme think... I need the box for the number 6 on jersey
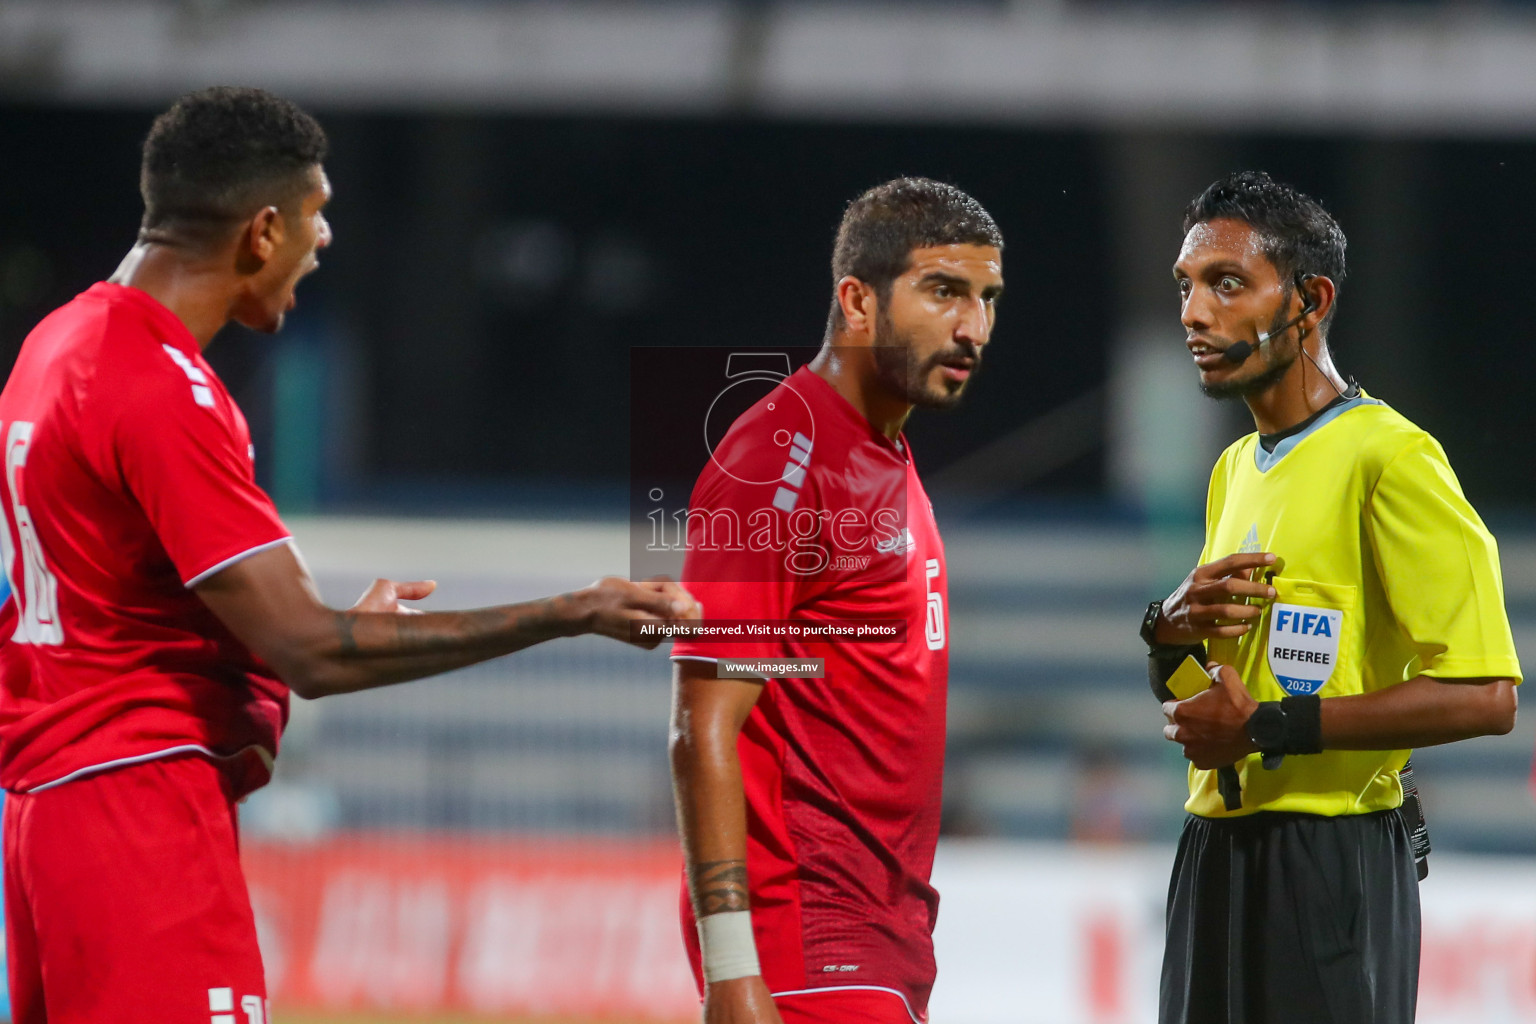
[924,557,945,651]
[1,420,64,645]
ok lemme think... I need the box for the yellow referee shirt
[1188,391,1522,818]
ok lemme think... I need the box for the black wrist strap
[1216,766,1243,811]
[1279,695,1323,754]
[1147,643,1206,702]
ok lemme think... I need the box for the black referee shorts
[1160,808,1420,1024]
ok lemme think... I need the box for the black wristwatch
[1245,702,1287,770]
[1139,600,1164,648]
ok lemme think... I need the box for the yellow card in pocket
[1167,655,1214,701]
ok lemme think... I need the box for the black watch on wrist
[1245,702,1287,770]
[1139,600,1164,648]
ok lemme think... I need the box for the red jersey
[0,283,290,797]
[672,366,949,1023]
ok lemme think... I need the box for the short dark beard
[870,306,974,410]
[1199,302,1298,400]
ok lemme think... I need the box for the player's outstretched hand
[1162,663,1260,769]
[636,576,703,620]
[1155,552,1278,645]
[703,976,784,1024]
[351,578,437,614]
[574,575,701,649]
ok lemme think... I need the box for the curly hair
[829,177,1003,328]
[140,86,328,239]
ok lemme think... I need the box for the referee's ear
[1299,275,1337,338]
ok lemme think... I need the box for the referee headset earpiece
[1261,272,1318,343]
[1286,273,1350,403]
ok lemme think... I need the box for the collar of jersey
[1253,391,1381,473]
[90,281,202,358]
[794,366,911,462]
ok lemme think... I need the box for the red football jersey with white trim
[0,283,290,797]
[672,366,949,1022]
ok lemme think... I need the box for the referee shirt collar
[1253,390,1380,473]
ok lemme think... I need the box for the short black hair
[140,86,328,241]
[830,177,1003,328]
[1183,170,1347,329]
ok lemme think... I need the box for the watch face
[1248,704,1286,751]
[1141,601,1162,645]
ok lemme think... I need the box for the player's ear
[243,206,285,265]
[835,276,878,337]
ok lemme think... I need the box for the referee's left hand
[1162,663,1260,769]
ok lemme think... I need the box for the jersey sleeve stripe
[182,536,292,588]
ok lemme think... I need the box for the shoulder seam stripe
[161,343,217,408]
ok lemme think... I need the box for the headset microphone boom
[1221,275,1318,365]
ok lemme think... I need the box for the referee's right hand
[1153,552,1278,645]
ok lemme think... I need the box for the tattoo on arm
[694,859,750,915]
[391,610,472,654]
[331,601,561,660]
[334,612,357,656]
[388,601,557,654]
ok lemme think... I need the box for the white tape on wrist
[698,910,760,982]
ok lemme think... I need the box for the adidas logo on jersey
[875,528,915,556]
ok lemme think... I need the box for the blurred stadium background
[5,0,1536,1021]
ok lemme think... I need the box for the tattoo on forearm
[332,600,563,662]
[334,612,357,656]
[694,859,750,915]
[387,600,558,654]
[391,611,471,654]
